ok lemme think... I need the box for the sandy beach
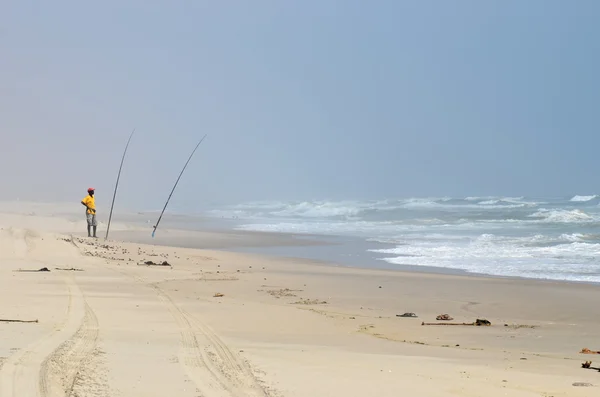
[0,206,599,396]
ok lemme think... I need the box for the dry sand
[0,206,599,396]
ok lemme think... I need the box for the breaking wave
[370,234,600,282]
[209,196,547,220]
[570,195,598,202]
[206,195,600,282]
[529,209,596,223]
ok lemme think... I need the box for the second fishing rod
[152,134,208,238]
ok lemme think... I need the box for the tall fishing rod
[105,128,136,240]
[152,134,207,238]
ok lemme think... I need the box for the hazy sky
[1,1,599,211]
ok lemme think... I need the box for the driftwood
[0,318,38,323]
[56,268,84,272]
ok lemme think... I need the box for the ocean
[205,196,600,283]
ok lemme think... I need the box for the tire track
[121,270,269,397]
[0,277,100,397]
[150,283,267,397]
[40,301,100,397]
[69,239,273,397]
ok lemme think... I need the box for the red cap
[87,188,95,192]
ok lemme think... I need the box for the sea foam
[208,196,600,282]
[570,195,598,202]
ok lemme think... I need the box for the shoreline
[223,246,600,288]
[2,200,598,285]
[1,209,600,395]
[1,202,597,286]
[110,227,600,287]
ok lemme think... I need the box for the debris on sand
[504,323,537,329]
[582,361,592,368]
[396,313,418,318]
[422,319,492,327]
[581,361,600,372]
[14,267,50,272]
[213,293,224,298]
[581,348,600,354]
[139,261,171,267]
[572,382,594,387]
[267,288,302,298]
[436,314,453,321]
[55,267,84,272]
[0,318,38,323]
[291,299,328,305]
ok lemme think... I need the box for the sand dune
[0,208,599,396]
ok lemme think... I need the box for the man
[81,188,97,238]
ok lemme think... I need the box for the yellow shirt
[82,195,96,214]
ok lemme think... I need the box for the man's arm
[81,201,96,213]
[81,199,93,212]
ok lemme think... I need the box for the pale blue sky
[1,1,599,210]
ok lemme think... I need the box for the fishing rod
[105,128,136,240]
[152,134,207,238]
